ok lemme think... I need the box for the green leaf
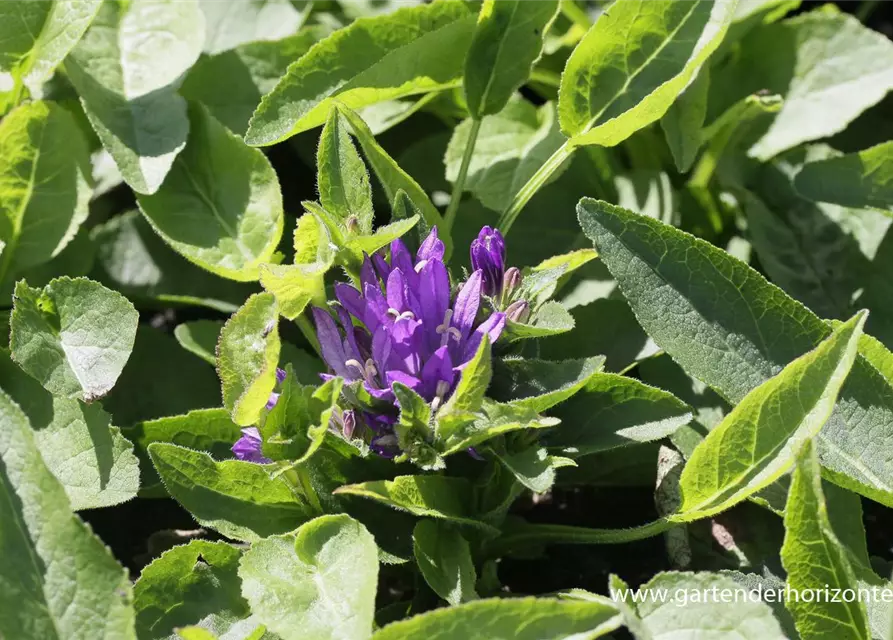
[102,326,222,426]
[781,441,871,640]
[412,520,477,606]
[491,355,605,413]
[239,514,378,640]
[0,101,92,287]
[611,572,788,638]
[134,540,250,639]
[558,0,736,147]
[438,400,559,456]
[673,311,864,521]
[174,320,222,366]
[578,197,893,507]
[317,107,374,232]
[337,104,444,231]
[182,29,323,136]
[463,0,559,118]
[245,1,475,144]
[0,387,136,639]
[491,446,574,494]
[392,382,441,471]
[504,300,575,341]
[259,213,332,319]
[10,277,138,401]
[260,371,342,465]
[445,98,567,212]
[65,0,205,194]
[217,292,281,426]
[439,336,491,417]
[794,140,893,214]
[744,11,893,160]
[148,442,317,542]
[0,0,101,88]
[137,103,284,282]
[199,0,305,55]
[371,597,622,640]
[90,211,256,313]
[660,68,710,173]
[125,408,242,494]
[546,373,692,457]
[334,475,497,534]
[0,348,139,510]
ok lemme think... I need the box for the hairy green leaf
[317,106,374,232]
[413,520,477,606]
[675,312,864,520]
[10,277,138,401]
[174,320,222,366]
[782,441,871,640]
[578,198,893,506]
[372,597,622,640]
[239,514,378,640]
[199,0,305,55]
[559,0,736,147]
[137,103,284,282]
[245,1,475,144]
[794,141,893,214]
[148,442,316,542]
[217,292,281,426]
[464,0,559,118]
[0,101,92,287]
[0,387,136,639]
[491,355,605,412]
[65,0,205,194]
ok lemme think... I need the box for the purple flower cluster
[312,227,506,451]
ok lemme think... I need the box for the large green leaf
[10,277,138,401]
[335,475,497,533]
[412,519,478,606]
[181,29,323,136]
[148,442,317,542]
[559,0,736,147]
[577,198,893,507]
[463,0,559,118]
[490,355,605,413]
[674,312,864,521]
[0,348,139,510]
[660,68,710,173]
[245,1,475,144]
[317,107,374,232]
[794,140,893,214]
[65,0,205,194]
[605,572,788,638]
[546,373,692,457]
[445,98,566,212]
[0,101,92,287]
[90,211,256,313]
[0,0,100,89]
[217,293,281,426]
[709,8,893,161]
[0,387,136,639]
[198,0,305,55]
[137,103,284,282]
[781,441,871,640]
[134,540,252,640]
[372,597,622,640]
[239,514,378,640]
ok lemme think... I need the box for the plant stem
[487,518,673,556]
[529,68,561,88]
[498,139,576,235]
[560,0,592,30]
[443,117,482,235]
[296,312,322,358]
[856,0,879,22]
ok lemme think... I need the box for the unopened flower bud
[346,215,360,234]
[505,299,530,324]
[342,409,357,440]
[502,267,522,297]
[470,226,505,296]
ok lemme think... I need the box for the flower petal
[463,312,506,362]
[312,307,350,378]
[417,226,444,262]
[452,270,483,341]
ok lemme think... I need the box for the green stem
[529,68,561,88]
[296,312,322,359]
[487,518,673,556]
[443,117,482,235]
[560,0,592,30]
[498,139,576,235]
[856,0,879,22]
